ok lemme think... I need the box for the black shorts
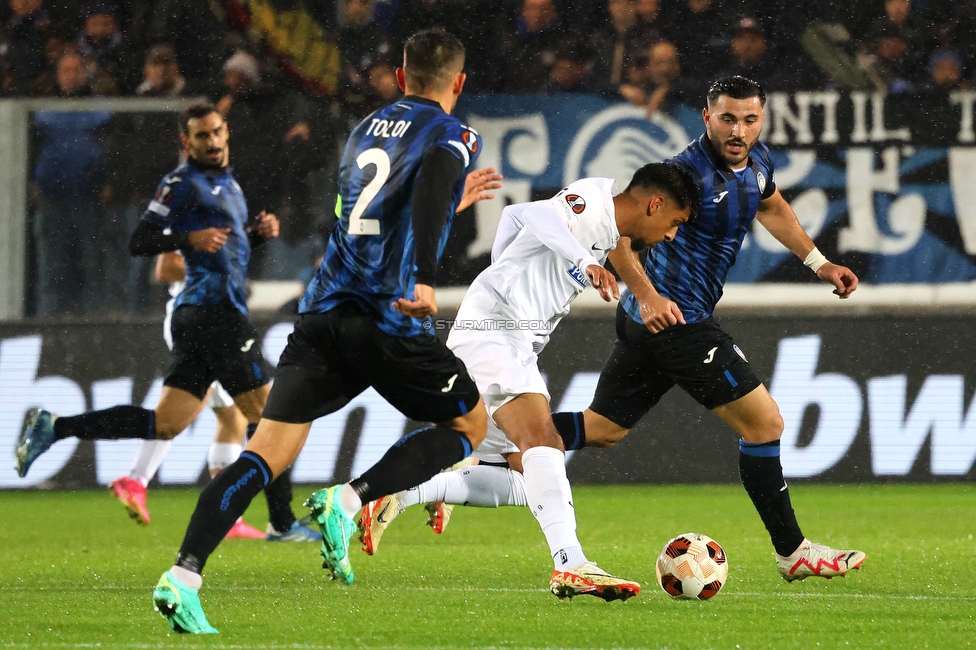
[165,304,272,400]
[590,304,762,429]
[262,303,481,424]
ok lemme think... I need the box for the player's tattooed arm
[608,241,684,333]
[757,189,858,299]
[456,167,503,213]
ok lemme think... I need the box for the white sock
[169,565,202,590]
[338,483,362,519]
[399,465,529,508]
[521,446,587,570]
[207,442,243,475]
[129,439,173,486]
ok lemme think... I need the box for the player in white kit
[359,163,698,601]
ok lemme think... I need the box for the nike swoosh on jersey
[591,243,603,251]
[712,190,729,203]
[703,346,717,363]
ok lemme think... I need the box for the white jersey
[452,177,620,351]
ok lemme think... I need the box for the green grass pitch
[1,484,974,649]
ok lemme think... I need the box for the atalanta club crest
[757,172,766,194]
[565,194,586,214]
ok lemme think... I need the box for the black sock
[54,406,155,440]
[264,466,297,533]
[176,451,271,574]
[551,411,586,450]
[350,425,471,504]
[738,440,804,557]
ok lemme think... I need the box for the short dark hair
[706,75,765,108]
[625,163,700,222]
[179,103,220,135]
[403,28,465,92]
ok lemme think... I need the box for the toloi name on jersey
[366,119,412,138]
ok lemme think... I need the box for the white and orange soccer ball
[655,532,729,600]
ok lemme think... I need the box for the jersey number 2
[348,148,390,236]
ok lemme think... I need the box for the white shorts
[165,296,235,411]
[447,330,549,462]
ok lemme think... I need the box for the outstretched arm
[521,201,618,301]
[608,240,685,333]
[757,189,858,299]
[456,167,503,213]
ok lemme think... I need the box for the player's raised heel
[359,494,402,555]
[549,562,641,602]
[305,486,356,584]
[110,476,151,525]
[152,571,218,634]
[14,408,57,478]
[776,539,867,582]
[425,501,454,534]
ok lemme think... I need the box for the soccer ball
[655,532,728,600]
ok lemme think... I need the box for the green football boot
[15,408,57,478]
[305,486,356,584]
[152,570,218,634]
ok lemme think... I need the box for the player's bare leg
[153,387,208,440]
[712,385,866,580]
[493,394,639,602]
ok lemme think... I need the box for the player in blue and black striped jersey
[15,103,318,543]
[552,77,867,583]
[139,29,501,634]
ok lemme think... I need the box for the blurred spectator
[924,49,969,91]
[214,49,317,273]
[619,40,701,115]
[859,24,917,93]
[337,0,392,74]
[75,3,136,94]
[547,41,603,94]
[31,50,112,315]
[499,0,563,93]
[135,42,185,96]
[666,0,727,81]
[103,43,189,312]
[146,0,229,86]
[0,0,51,95]
[366,56,401,105]
[631,0,665,45]
[592,0,643,88]
[717,17,790,91]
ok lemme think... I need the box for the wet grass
[0,484,974,649]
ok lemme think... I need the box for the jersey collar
[187,157,233,178]
[401,95,444,111]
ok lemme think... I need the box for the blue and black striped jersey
[622,135,776,324]
[300,96,481,337]
[142,160,252,315]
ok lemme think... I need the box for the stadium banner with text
[1,315,974,489]
[457,90,976,283]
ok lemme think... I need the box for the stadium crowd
[3,0,973,315]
